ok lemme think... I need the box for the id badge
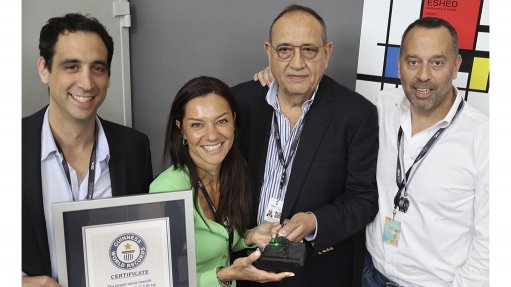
[263,198,283,223]
[382,216,401,247]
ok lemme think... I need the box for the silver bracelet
[216,266,232,287]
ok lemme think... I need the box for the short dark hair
[269,4,327,44]
[400,17,459,56]
[163,76,252,234]
[39,13,114,75]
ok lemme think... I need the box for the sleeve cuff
[304,211,318,242]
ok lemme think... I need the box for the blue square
[384,47,400,79]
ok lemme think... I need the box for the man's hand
[253,66,274,87]
[22,275,61,287]
[278,212,316,242]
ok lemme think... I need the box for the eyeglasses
[270,43,325,61]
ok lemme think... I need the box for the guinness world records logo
[109,233,147,270]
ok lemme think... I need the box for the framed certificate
[53,191,197,287]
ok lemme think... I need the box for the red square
[422,0,482,50]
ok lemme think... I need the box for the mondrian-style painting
[356,0,489,115]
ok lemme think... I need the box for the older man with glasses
[232,4,379,287]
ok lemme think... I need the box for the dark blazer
[22,107,153,276]
[233,75,379,286]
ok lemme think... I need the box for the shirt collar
[265,80,318,114]
[41,108,110,163]
[441,87,463,126]
[399,86,463,131]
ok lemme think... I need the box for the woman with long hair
[150,76,294,286]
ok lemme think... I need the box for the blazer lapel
[281,80,335,219]
[101,119,125,197]
[248,97,273,212]
[22,107,51,269]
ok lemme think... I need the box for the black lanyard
[54,126,98,201]
[394,99,464,209]
[197,179,233,260]
[272,111,308,198]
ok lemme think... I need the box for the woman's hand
[217,249,294,283]
[244,222,281,248]
[22,275,61,287]
[253,66,274,87]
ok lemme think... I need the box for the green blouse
[149,166,249,286]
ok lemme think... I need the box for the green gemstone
[268,236,288,247]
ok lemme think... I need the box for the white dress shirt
[40,108,112,279]
[366,88,489,286]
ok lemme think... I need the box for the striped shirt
[257,81,318,224]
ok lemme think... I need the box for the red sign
[422,0,482,50]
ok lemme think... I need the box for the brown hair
[163,76,252,233]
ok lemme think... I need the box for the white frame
[53,191,197,287]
